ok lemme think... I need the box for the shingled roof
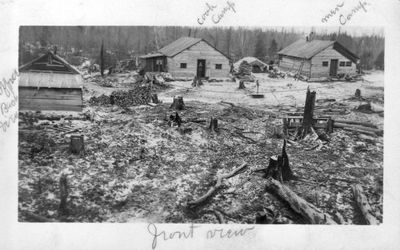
[159,37,202,57]
[141,37,229,59]
[278,39,359,62]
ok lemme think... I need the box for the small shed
[19,51,83,112]
[140,37,230,79]
[233,57,269,73]
[278,38,359,81]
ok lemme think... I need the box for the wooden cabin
[278,39,359,81]
[140,37,230,79]
[19,51,83,112]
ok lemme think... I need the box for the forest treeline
[19,26,384,70]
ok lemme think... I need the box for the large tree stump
[265,140,294,182]
[59,173,69,216]
[209,117,218,132]
[70,135,84,155]
[170,96,185,110]
[238,80,245,89]
[298,87,316,138]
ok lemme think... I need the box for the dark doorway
[197,59,206,78]
[330,59,338,76]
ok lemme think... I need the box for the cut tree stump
[238,80,245,89]
[352,184,379,225]
[355,89,361,98]
[264,140,294,182]
[170,96,185,110]
[59,173,69,216]
[209,117,218,132]
[151,93,159,104]
[265,177,337,224]
[297,87,316,138]
[70,135,84,155]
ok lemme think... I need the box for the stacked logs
[89,94,112,105]
[110,87,151,107]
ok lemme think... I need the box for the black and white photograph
[2,0,400,249]
[17,26,384,224]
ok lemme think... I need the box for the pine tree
[374,50,384,70]
[100,40,105,77]
[268,38,278,61]
[253,31,267,62]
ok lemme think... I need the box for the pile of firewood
[110,86,151,107]
[89,94,112,105]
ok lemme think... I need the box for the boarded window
[339,61,345,67]
[215,64,222,70]
[180,63,187,69]
[346,61,352,67]
[322,61,329,67]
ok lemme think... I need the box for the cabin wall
[142,57,167,72]
[310,45,357,79]
[278,56,311,77]
[19,87,83,112]
[168,41,229,78]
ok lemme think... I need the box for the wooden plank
[20,98,82,106]
[20,103,82,112]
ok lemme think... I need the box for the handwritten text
[0,69,19,133]
[147,223,255,249]
[197,1,236,25]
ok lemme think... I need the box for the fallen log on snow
[334,120,378,129]
[352,184,379,225]
[21,210,59,222]
[334,123,382,136]
[187,163,248,207]
[265,177,337,224]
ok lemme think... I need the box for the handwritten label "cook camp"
[197,1,236,25]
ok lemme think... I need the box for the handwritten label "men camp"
[321,1,370,25]
[197,1,236,25]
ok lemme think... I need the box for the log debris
[352,184,379,225]
[188,163,248,207]
[265,177,337,224]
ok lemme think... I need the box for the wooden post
[151,93,159,104]
[325,118,334,134]
[59,173,69,216]
[238,80,245,89]
[70,135,84,155]
[170,96,185,110]
[209,117,218,132]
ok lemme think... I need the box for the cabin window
[339,61,345,67]
[215,64,222,70]
[346,61,352,67]
[180,63,187,69]
[322,61,329,67]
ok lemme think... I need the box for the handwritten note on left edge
[0,69,19,133]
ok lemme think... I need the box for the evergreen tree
[374,50,384,70]
[100,40,105,76]
[268,38,278,60]
[253,31,267,61]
